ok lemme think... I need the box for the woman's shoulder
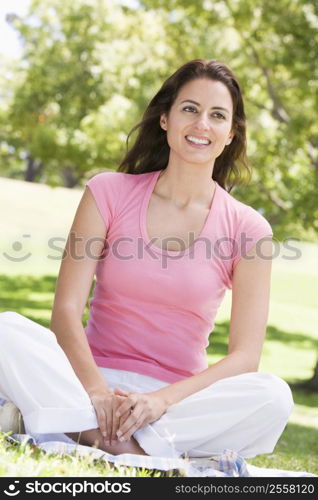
[86,170,154,189]
[86,169,129,185]
[216,182,273,234]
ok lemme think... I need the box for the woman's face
[160,78,234,169]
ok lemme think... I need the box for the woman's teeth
[185,135,211,145]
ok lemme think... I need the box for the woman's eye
[213,112,226,120]
[183,106,197,112]
[183,107,225,120]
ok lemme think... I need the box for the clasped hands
[90,387,167,446]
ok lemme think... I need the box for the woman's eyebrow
[179,99,230,113]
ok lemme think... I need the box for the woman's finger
[111,401,119,444]
[118,408,132,434]
[117,406,144,441]
[115,396,135,418]
[118,415,145,442]
[94,404,107,442]
[111,395,126,443]
[114,386,130,397]
[104,398,113,446]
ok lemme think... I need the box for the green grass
[0,435,167,477]
[1,273,317,477]
[0,177,317,476]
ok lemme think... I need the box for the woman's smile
[185,135,212,148]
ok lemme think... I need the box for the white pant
[0,311,294,459]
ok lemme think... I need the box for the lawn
[0,177,317,476]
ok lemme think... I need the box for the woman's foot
[66,429,148,455]
[0,401,25,434]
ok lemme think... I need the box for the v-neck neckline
[140,169,219,257]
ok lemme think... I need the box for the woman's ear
[225,131,234,145]
[160,114,167,131]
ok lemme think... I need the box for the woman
[0,59,293,459]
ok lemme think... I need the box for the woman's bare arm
[50,186,138,444]
[50,186,108,394]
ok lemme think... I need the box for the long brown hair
[117,59,251,192]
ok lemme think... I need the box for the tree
[0,0,317,240]
[291,358,318,392]
[0,0,175,186]
[140,0,318,240]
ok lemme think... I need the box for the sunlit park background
[0,0,317,477]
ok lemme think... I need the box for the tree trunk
[305,360,318,390]
[62,165,78,188]
[24,155,44,182]
[291,358,318,392]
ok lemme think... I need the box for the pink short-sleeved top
[85,170,273,383]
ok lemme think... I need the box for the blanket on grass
[4,432,316,478]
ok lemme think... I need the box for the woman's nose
[194,114,210,130]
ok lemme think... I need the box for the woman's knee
[0,312,23,344]
[256,372,294,421]
[0,311,22,323]
[0,311,30,329]
[0,311,55,347]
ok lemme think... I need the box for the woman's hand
[113,388,168,442]
[89,388,130,445]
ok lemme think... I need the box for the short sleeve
[85,172,121,230]
[231,207,273,271]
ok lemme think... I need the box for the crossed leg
[66,430,148,455]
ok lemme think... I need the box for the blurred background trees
[0,0,317,240]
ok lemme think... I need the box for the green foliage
[0,0,317,238]
[0,0,175,186]
[141,0,318,239]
